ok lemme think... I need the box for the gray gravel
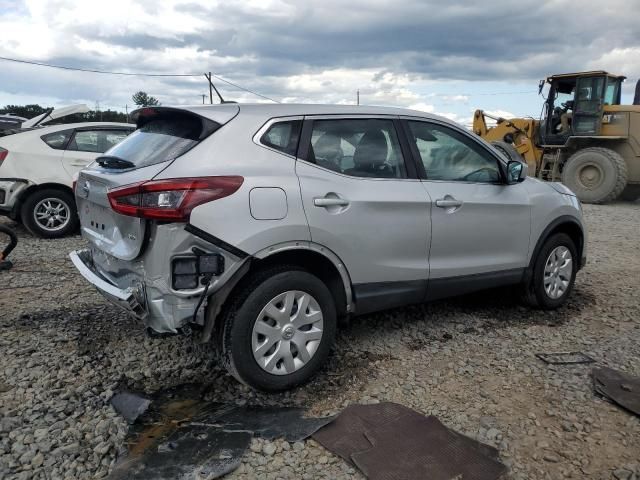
[1,201,640,480]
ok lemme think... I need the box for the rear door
[296,116,430,313]
[402,119,531,300]
[62,128,131,178]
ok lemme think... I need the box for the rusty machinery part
[0,224,18,271]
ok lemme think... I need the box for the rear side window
[68,130,100,152]
[260,120,301,156]
[67,129,132,153]
[102,111,219,169]
[41,130,72,150]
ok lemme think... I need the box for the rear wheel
[561,147,627,203]
[219,266,337,391]
[21,188,79,238]
[521,233,577,309]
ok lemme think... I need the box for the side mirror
[506,160,527,184]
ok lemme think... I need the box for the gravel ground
[1,202,639,480]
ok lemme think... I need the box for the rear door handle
[314,197,349,207]
[435,197,463,208]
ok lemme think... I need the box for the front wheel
[219,267,337,391]
[521,233,578,309]
[21,188,79,238]
[561,147,627,203]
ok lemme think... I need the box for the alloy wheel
[33,197,71,232]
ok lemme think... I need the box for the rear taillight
[107,176,244,221]
[0,148,8,167]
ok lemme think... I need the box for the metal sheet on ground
[109,424,251,480]
[536,352,595,365]
[593,367,640,416]
[313,402,506,480]
[108,384,333,479]
[211,406,335,442]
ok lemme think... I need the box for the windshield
[103,111,219,169]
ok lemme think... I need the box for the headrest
[353,129,388,167]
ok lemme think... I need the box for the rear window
[102,111,219,168]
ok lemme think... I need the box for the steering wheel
[460,167,497,182]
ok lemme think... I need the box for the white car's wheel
[21,189,79,238]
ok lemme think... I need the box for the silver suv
[70,104,586,391]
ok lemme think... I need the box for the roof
[141,103,456,128]
[547,71,626,82]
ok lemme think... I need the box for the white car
[0,121,134,237]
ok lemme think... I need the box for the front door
[572,76,606,135]
[403,119,531,300]
[296,117,431,313]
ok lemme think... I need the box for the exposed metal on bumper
[69,249,148,320]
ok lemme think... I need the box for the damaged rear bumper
[69,249,148,320]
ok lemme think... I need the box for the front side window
[407,121,500,183]
[260,120,301,156]
[307,118,407,179]
[41,129,72,150]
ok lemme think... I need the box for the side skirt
[352,268,526,315]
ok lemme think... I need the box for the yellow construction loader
[473,71,640,202]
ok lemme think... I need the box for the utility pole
[205,72,213,104]
[357,90,360,106]
[204,72,225,104]
[201,94,206,104]
[125,104,129,123]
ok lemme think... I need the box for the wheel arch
[527,215,585,279]
[251,243,353,318]
[202,242,353,344]
[15,182,75,215]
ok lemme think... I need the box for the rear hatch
[77,105,239,260]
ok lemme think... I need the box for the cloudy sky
[1,0,639,125]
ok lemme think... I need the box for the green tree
[132,91,160,107]
[0,104,48,118]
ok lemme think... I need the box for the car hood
[546,182,577,196]
[22,104,90,128]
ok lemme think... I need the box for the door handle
[435,198,463,208]
[70,162,89,167]
[313,197,349,207]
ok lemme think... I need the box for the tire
[521,233,578,310]
[620,185,640,202]
[491,141,523,163]
[219,266,337,392]
[20,188,79,239]
[561,147,627,204]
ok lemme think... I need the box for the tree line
[0,91,160,123]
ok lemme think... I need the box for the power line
[209,73,280,103]
[0,55,197,77]
[0,55,279,102]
